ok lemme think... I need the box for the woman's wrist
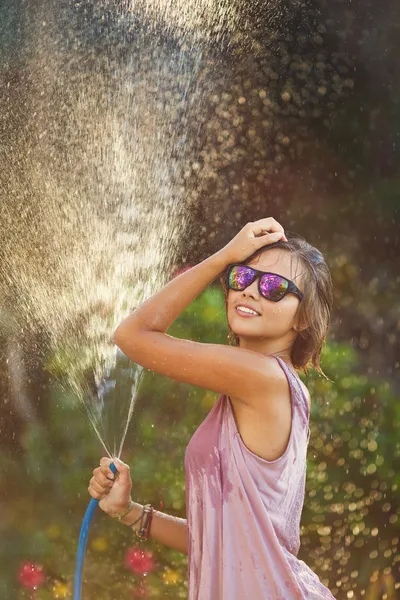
[120,501,144,528]
[108,499,135,521]
[208,249,231,274]
[213,248,232,268]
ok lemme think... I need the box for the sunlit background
[0,0,399,598]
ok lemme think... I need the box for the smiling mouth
[235,306,261,317]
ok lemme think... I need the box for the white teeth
[236,306,259,316]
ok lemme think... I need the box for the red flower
[132,581,149,598]
[124,547,155,575]
[18,561,45,589]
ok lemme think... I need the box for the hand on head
[220,217,288,265]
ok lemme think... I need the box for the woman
[88,217,336,599]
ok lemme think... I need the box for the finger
[266,217,284,233]
[253,217,284,235]
[93,468,114,488]
[251,219,285,237]
[90,475,110,493]
[88,483,107,500]
[113,457,131,483]
[90,476,110,495]
[254,217,284,233]
[99,457,116,480]
[262,231,284,243]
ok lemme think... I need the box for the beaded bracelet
[146,507,156,539]
[137,504,152,539]
[127,503,148,532]
[128,504,156,539]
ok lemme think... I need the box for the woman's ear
[293,323,307,332]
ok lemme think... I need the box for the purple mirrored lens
[259,274,288,300]
[228,266,288,301]
[228,266,255,289]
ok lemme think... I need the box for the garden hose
[74,461,117,599]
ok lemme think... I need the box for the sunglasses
[225,264,304,303]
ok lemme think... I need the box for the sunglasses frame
[224,263,304,302]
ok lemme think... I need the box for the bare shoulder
[236,356,292,416]
[229,363,294,462]
[230,365,311,462]
[238,360,311,422]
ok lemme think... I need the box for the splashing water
[0,0,246,455]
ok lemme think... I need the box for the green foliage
[0,285,398,598]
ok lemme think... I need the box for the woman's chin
[231,318,260,333]
[231,327,254,340]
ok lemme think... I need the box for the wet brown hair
[219,234,334,377]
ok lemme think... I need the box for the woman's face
[226,248,304,342]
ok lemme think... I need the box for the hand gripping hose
[74,461,117,599]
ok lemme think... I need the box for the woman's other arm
[120,501,187,554]
[88,457,187,555]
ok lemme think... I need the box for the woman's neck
[239,340,295,370]
[238,338,295,368]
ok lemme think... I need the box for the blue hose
[74,461,117,599]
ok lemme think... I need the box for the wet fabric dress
[184,355,336,600]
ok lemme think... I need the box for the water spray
[72,350,143,599]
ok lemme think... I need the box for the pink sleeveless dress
[184,355,336,599]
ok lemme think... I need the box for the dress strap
[271,355,310,430]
